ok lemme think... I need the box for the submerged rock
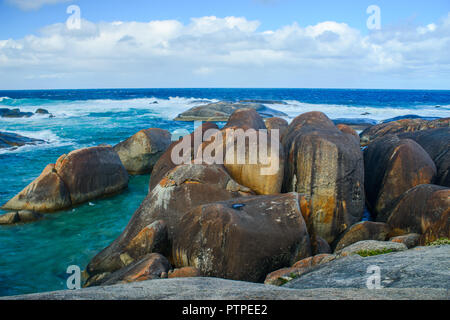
[172,193,312,283]
[0,132,45,149]
[114,128,171,175]
[282,111,365,244]
[174,101,287,122]
[364,135,436,222]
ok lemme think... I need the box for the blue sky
[0,0,449,89]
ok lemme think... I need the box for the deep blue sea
[0,88,449,297]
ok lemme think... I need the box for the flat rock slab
[285,245,450,290]
[4,277,447,300]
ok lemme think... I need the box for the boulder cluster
[1,107,448,289]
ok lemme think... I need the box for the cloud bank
[6,0,72,10]
[0,14,450,89]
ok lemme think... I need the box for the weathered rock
[54,146,129,206]
[364,135,436,222]
[0,210,44,225]
[168,267,201,279]
[333,221,391,252]
[0,108,33,118]
[2,164,72,212]
[124,220,170,260]
[387,184,450,245]
[199,109,284,195]
[390,234,421,249]
[282,111,365,244]
[0,131,44,149]
[336,124,359,142]
[336,240,407,257]
[172,193,312,283]
[314,236,332,254]
[148,122,218,191]
[264,117,288,139]
[360,117,450,146]
[86,164,254,278]
[174,101,287,122]
[264,254,336,286]
[114,128,171,175]
[284,245,450,290]
[88,253,171,287]
[8,277,448,300]
[398,128,450,187]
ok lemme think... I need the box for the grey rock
[0,131,45,149]
[4,277,447,300]
[284,245,450,290]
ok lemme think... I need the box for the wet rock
[282,111,365,244]
[364,135,436,222]
[0,132,44,149]
[0,210,44,225]
[114,128,171,175]
[174,101,287,122]
[387,184,450,245]
[360,117,450,146]
[172,193,312,283]
[0,108,33,118]
[333,221,391,252]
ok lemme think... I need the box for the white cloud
[5,0,72,10]
[0,14,450,89]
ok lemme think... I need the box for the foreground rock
[387,184,450,244]
[174,101,287,122]
[6,277,447,300]
[86,164,254,280]
[284,245,449,290]
[398,128,450,187]
[333,221,390,252]
[0,132,45,149]
[360,117,450,146]
[282,112,365,244]
[390,234,421,249]
[2,146,129,212]
[364,135,436,222]
[172,193,311,283]
[336,240,407,257]
[114,128,171,175]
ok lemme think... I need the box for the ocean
[0,88,449,297]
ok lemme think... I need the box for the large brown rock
[54,146,129,206]
[86,164,254,279]
[172,193,312,283]
[282,111,365,244]
[114,128,171,175]
[360,117,450,146]
[199,109,284,195]
[387,184,450,245]
[148,122,218,191]
[265,117,288,139]
[398,128,450,187]
[333,221,390,252]
[364,135,436,222]
[2,164,72,212]
[87,253,171,287]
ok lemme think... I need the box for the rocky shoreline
[1,101,449,299]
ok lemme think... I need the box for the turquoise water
[0,89,449,297]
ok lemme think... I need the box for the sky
[0,0,449,89]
